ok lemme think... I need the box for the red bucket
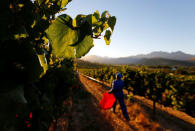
[99,93,116,110]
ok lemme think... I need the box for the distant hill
[132,51,195,61]
[135,58,195,66]
[81,51,195,66]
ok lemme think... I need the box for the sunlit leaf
[72,19,77,27]
[93,26,102,35]
[42,36,49,44]
[62,46,75,58]
[46,14,79,58]
[38,54,48,77]
[92,15,98,25]
[85,14,98,25]
[31,20,36,28]
[94,21,103,26]
[94,10,100,20]
[104,30,111,45]
[60,0,72,8]
[41,14,47,20]
[74,36,94,58]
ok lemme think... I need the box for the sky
[64,0,195,57]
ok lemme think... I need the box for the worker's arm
[108,81,115,94]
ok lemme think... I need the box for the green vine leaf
[74,14,86,27]
[59,0,72,8]
[73,35,94,58]
[46,11,116,58]
[94,10,100,20]
[102,22,109,31]
[104,30,112,45]
[38,54,48,77]
[46,14,79,58]
[101,10,109,18]
[108,16,116,32]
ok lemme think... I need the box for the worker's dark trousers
[112,96,129,119]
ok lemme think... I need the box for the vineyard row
[79,66,195,117]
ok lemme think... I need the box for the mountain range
[81,51,195,66]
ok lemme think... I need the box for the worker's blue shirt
[111,79,124,98]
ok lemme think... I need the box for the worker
[109,73,130,121]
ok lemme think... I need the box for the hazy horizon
[82,50,195,58]
[65,0,195,57]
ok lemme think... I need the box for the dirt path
[52,74,195,131]
[77,74,134,131]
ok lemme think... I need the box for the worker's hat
[116,73,122,79]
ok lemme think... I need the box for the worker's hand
[108,90,112,94]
